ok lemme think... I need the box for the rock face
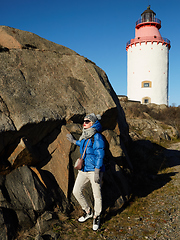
[0,26,131,239]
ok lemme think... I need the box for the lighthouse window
[144,83,149,87]
[141,80,152,88]
[142,97,151,104]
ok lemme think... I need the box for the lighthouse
[126,6,171,105]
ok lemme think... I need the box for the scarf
[79,127,96,141]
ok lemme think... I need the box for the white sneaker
[93,215,100,231]
[78,208,93,222]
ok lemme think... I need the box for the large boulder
[0,25,130,161]
[0,26,128,148]
[0,26,131,238]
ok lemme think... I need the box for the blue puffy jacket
[76,120,105,172]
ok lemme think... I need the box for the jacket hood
[91,120,102,132]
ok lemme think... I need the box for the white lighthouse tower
[126,6,171,105]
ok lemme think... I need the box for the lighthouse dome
[136,5,161,30]
[141,5,156,22]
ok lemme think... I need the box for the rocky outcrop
[0,26,131,239]
[128,118,179,141]
[120,101,179,142]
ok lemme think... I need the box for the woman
[67,113,105,231]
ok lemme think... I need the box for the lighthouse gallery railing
[126,37,170,49]
[136,18,161,26]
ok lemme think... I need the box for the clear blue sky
[1,0,179,106]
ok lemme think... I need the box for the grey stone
[35,211,55,234]
[5,166,52,212]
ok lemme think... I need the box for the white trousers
[73,171,103,216]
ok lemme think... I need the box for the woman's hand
[66,134,76,144]
[94,168,100,183]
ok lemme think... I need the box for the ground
[48,142,180,240]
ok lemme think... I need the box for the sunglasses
[84,120,91,124]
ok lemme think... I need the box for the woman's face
[83,119,92,129]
